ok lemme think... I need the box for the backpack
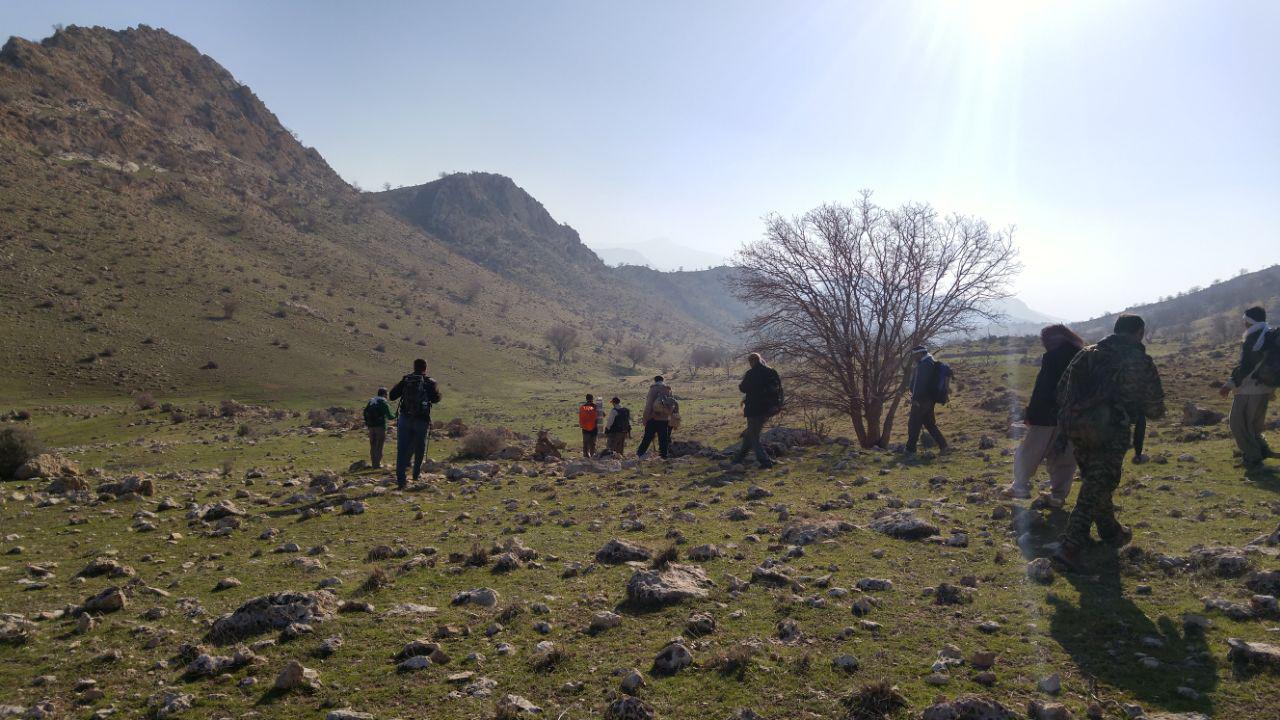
[765,368,785,416]
[578,403,598,431]
[363,398,384,427]
[399,374,435,419]
[1252,328,1280,388]
[933,361,953,405]
[652,385,677,420]
[609,407,632,434]
[1058,350,1118,448]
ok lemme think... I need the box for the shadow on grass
[1048,553,1217,716]
[1244,464,1280,490]
[1012,506,1070,560]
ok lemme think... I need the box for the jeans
[906,400,947,452]
[368,426,387,468]
[637,419,671,458]
[733,414,772,466]
[396,415,430,486]
[582,429,598,458]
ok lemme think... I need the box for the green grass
[2,339,1278,719]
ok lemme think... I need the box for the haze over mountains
[0,24,1270,405]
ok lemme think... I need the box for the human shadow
[1048,553,1217,715]
[1011,505,1070,559]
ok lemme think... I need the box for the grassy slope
[2,338,1277,719]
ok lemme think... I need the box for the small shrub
[531,644,569,672]
[236,424,253,438]
[651,544,679,569]
[220,299,240,319]
[456,428,508,459]
[361,566,392,592]
[219,459,234,478]
[841,680,907,720]
[711,643,756,680]
[135,393,157,410]
[464,542,490,568]
[0,427,43,478]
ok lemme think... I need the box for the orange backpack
[578,403,598,431]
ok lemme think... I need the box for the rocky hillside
[0,26,742,404]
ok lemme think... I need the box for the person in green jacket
[363,387,397,469]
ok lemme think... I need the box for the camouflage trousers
[1061,444,1127,549]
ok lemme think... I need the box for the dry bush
[530,644,569,672]
[622,341,651,369]
[0,427,43,479]
[710,642,756,680]
[464,542,490,568]
[220,299,240,319]
[840,680,907,720]
[545,324,580,362]
[135,392,157,410]
[651,544,679,569]
[456,427,509,459]
[361,566,393,592]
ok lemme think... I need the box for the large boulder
[208,590,338,642]
[13,454,79,480]
[626,563,714,607]
[869,511,940,540]
[46,475,90,494]
[82,586,127,614]
[97,475,154,498]
[780,519,854,546]
[921,695,1017,720]
[1181,401,1225,426]
[1227,637,1280,669]
[597,539,653,564]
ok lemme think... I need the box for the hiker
[362,387,397,469]
[603,396,632,455]
[1006,325,1084,503]
[732,352,782,468]
[904,345,949,454]
[579,394,600,458]
[1052,314,1165,571]
[1218,306,1275,471]
[637,375,676,459]
[388,358,442,489]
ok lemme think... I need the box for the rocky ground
[2,343,1279,720]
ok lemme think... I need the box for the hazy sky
[3,1,1277,320]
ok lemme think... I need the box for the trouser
[905,400,947,452]
[582,429,598,457]
[733,414,772,466]
[637,419,671,458]
[606,432,627,454]
[395,416,430,486]
[1132,414,1147,457]
[1012,425,1075,498]
[1062,444,1126,549]
[1230,393,1273,466]
[368,426,387,468]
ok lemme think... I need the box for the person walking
[637,375,675,459]
[578,394,600,458]
[1218,306,1275,471]
[732,352,782,468]
[1053,314,1165,572]
[904,345,949,454]
[603,396,632,455]
[362,387,397,469]
[388,358,442,489]
[1005,325,1084,503]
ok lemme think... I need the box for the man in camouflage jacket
[1052,314,1165,571]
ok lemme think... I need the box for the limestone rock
[625,563,713,606]
[208,590,338,642]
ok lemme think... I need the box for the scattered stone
[495,693,542,718]
[652,642,693,675]
[1038,673,1061,695]
[208,591,338,642]
[626,563,713,606]
[869,511,939,540]
[605,697,656,720]
[14,454,80,480]
[452,587,499,608]
[1181,402,1224,426]
[921,695,1016,720]
[1227,637,1280,669]
[588,611,622,634]
[596,539,653,564]
[82,586,127,614]
[780,519,853,545]
[1026,558,1055,584]
[149,691,194,719]
[274,660,319,691]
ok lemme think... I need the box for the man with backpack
[638,375,676,459]
[363,387,397,469]
[388,358,442,489]
[579,394,600,458]
[904,345,950,455]
[1218,306,1275,471]
[1052,314,1165,572]
[603,396,632,455]
[732,352,782,469]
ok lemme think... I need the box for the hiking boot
[1101,525,1133,548]
[1001,485,1032,500]
[1131,453,1149,465]
[1051,543,1084,573]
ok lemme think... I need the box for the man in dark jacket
[732,353,781,468]
[904,346,948,454]
[388,358,442,489]
[1006,325,1084,502]
[1218,306,1274,471]
[364,387,397,470]
[1053,314,1165,572]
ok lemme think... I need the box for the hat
[910,345,928,354]
[1245,306,1266,323]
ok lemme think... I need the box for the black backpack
[1253,328,1280,388]
[362,399,383,427]
[934,361,953,404]
[610,407,632,434]
[399,374,435,419]
[765,368,785,416]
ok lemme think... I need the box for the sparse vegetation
[0,426,42,478]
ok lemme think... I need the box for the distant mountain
[595,247,654,268]
[592,239,728,271]
[1074,265,1280,341]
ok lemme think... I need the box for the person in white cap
[1218,306,1275,471]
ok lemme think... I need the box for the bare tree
[458,279,483,305]
[545,324,580,363]
[1209,313,1232,344]
[688,346,725,377]
[731,192,1019,448]
[622,341,651,369]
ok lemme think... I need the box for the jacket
[1227,326,1272,395]
[910,354,938,402]
[364,397,397,428]
[1056,333,1166,444]
[389,373,442,420]
[739,364,782,417]
[1024,343,1081,426]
